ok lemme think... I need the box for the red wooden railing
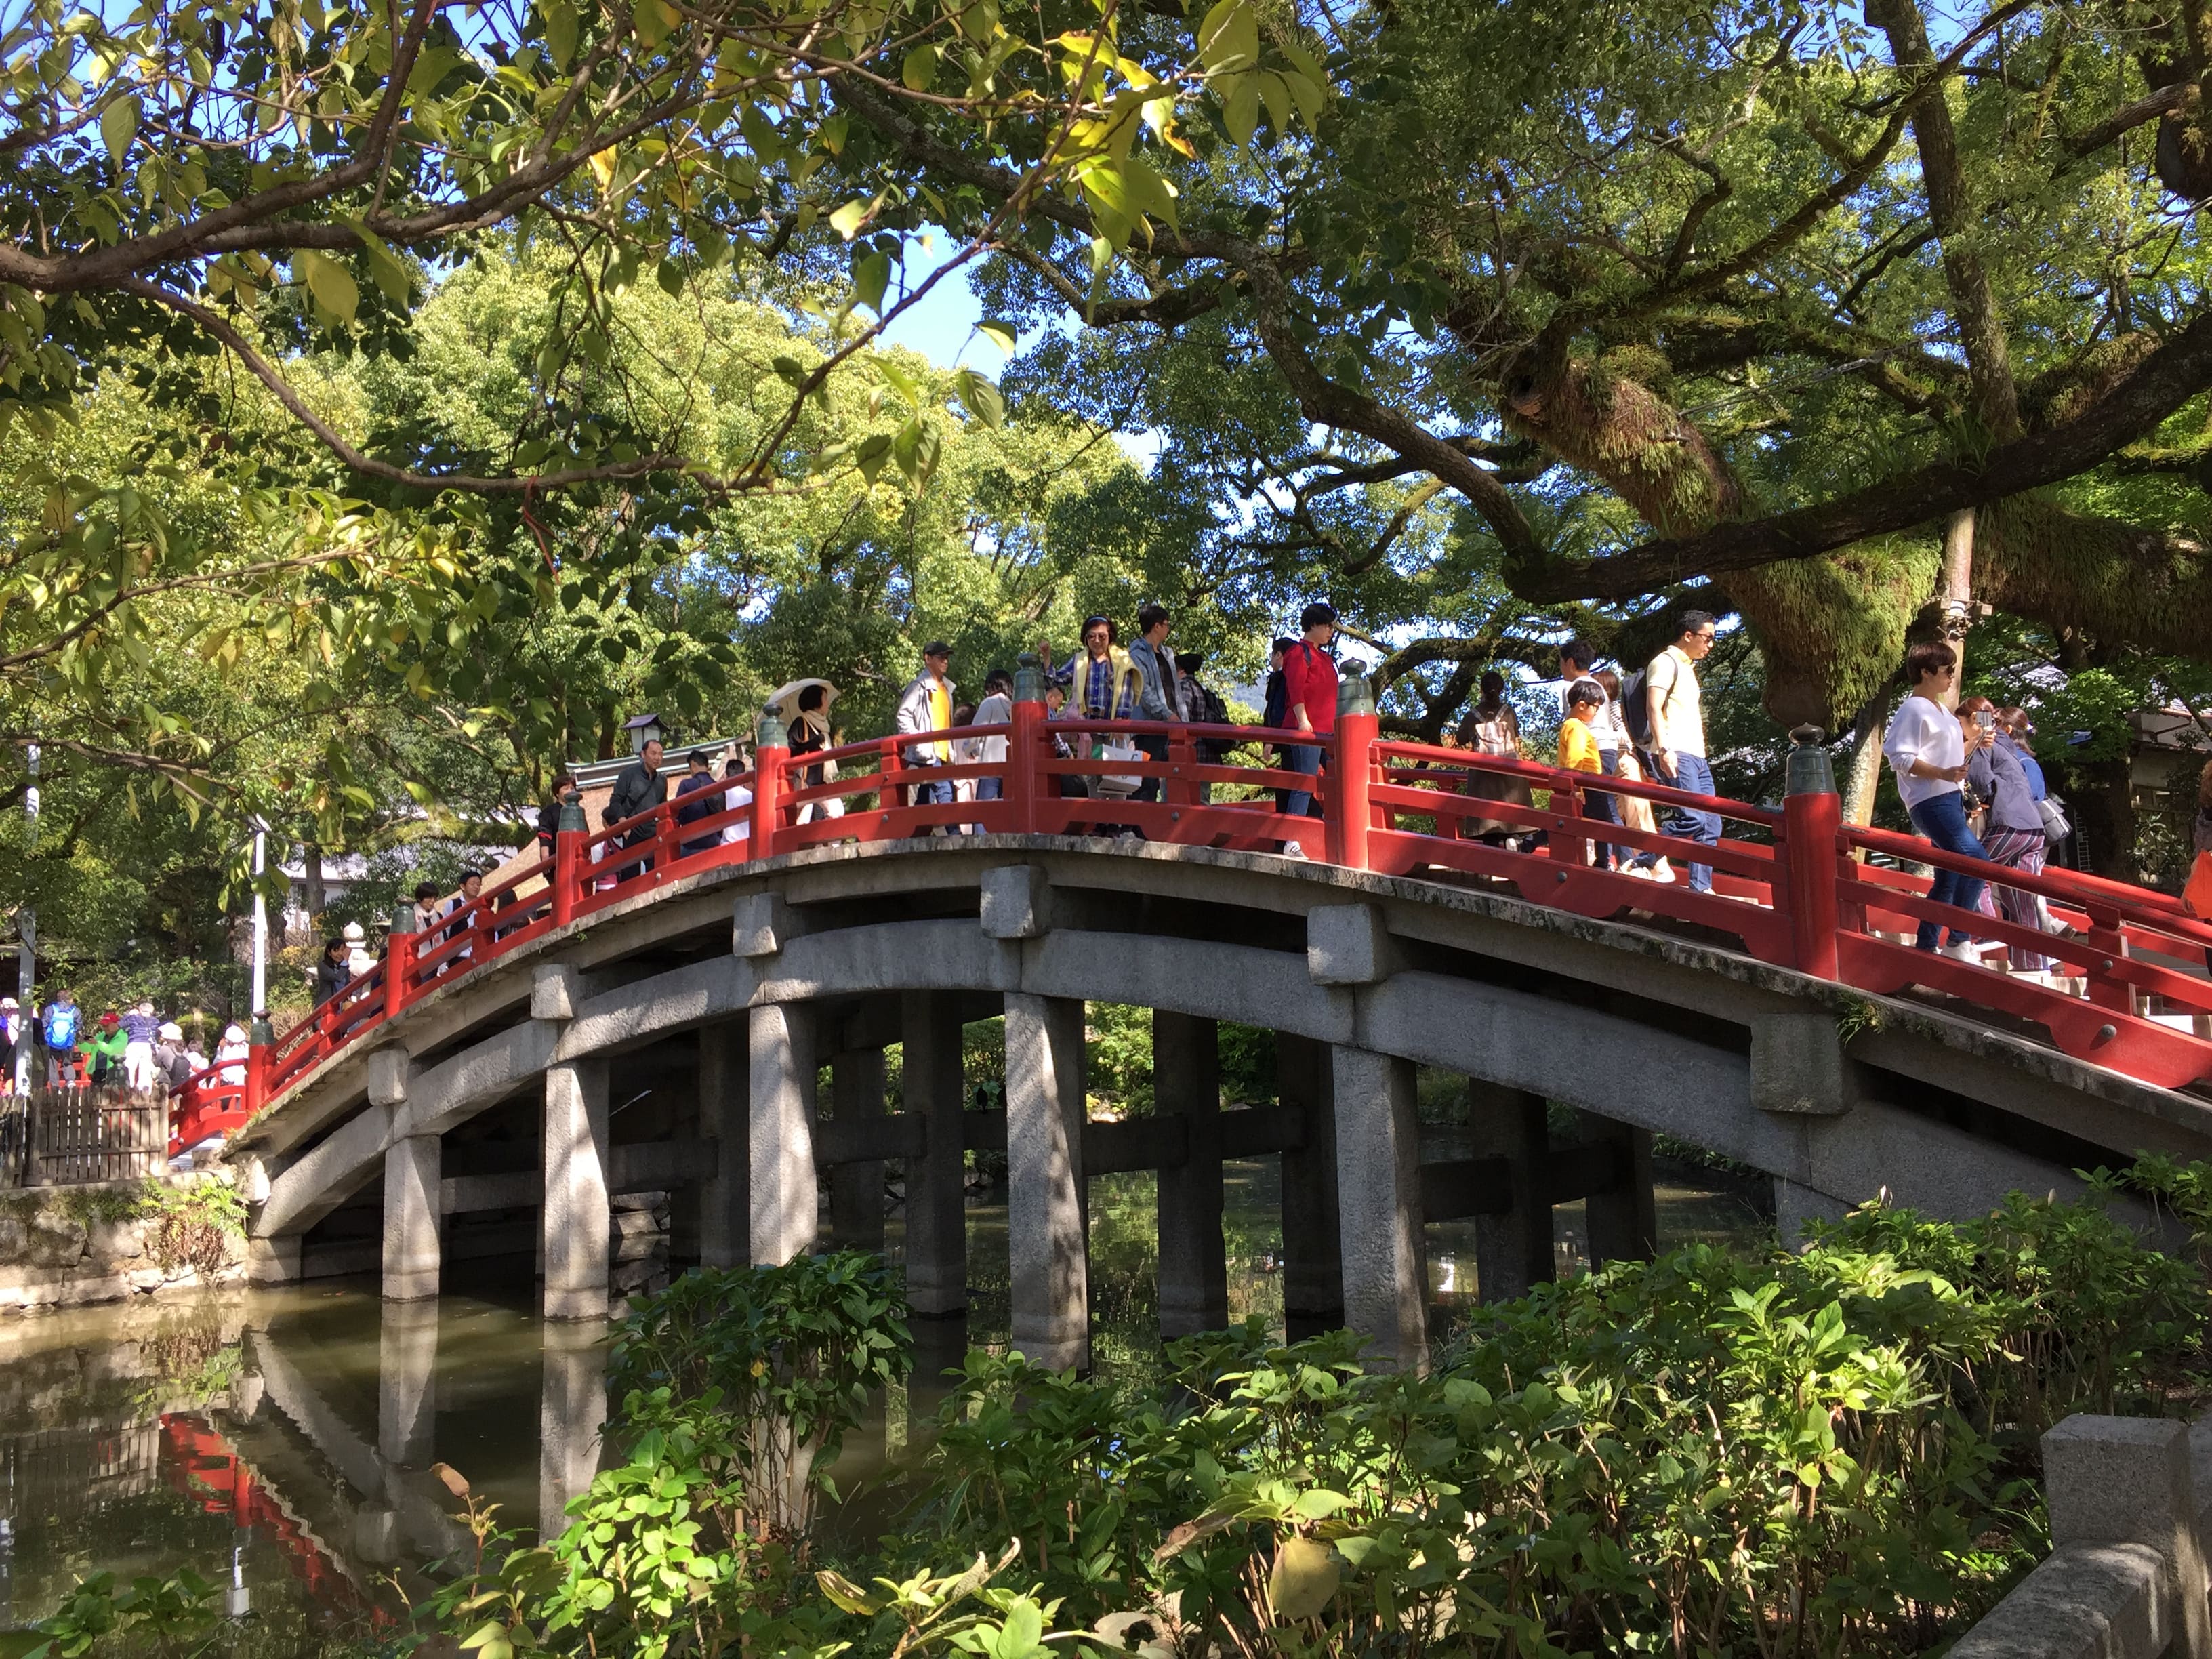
[169,693,2212,1151]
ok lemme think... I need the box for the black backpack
[1621,667,1653,747]
[1193,683,1234,762]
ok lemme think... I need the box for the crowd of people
[0,988,249,1096]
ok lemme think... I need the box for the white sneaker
[1647,858,1675,884]
[1940,940,1979,965]
[1282,840,1308,861]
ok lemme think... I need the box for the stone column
[1276,1032,1342,1337]
[750,1000,818,1265]
[1577,1110,1657,1267]
[696,1021,749,1269]
[381,1134,442,1303]
[1005,992,1088,1372]
[543,1058,611,1319]
[1332,1045,1425,1371]
[377,1300,438,1467]
[1155,1010,1227,1339]
[828,1048,887,1253]
[1468,1082,1552,1304]
[538,1322,606,1535]
[902,990,968,1317]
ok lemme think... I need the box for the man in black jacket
[605,739,666,882]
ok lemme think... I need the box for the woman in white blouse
[1880,639,1994,962]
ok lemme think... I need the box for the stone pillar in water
[1155,1010,1227,1339]
[1276,1032,1343,1338]
[377,1299,438,1467]
[749,1001,818,1265]
[1577,1109,1657,1266]
[542,1057,611,1319]
[902,990,968,1318]
[828,1048,887,1253]
[1469,1081,1553,1304]
[1331,1044,1426,1372]
[1006,991,1088,1372]
[696,1021,750,1269]
[537,1320,605,1534]
[382,1134,442,1303]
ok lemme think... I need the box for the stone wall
[0,1178,248,1313]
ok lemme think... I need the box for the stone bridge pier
[239,842,2212,1375]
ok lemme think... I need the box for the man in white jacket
[894,641,956,807]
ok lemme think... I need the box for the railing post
[1009,655,1044,835]
[1327,676,1378,870]
[552,788,585,926]
[384,905,416,1022]
[1782,724,1842,981]
[243,1013,272,1120]
[752,705,788,856]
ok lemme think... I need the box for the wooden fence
[0,1087,168,1187]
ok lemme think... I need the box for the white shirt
[1882,693,1963,811]
[720,785,754,844]
[1644,647,1704,758]
[975,692,1012,764]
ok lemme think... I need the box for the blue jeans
[910,773,953,808]
[1284,744,1324,821]
[977,777,1002,801]
[1654,751,1720,892]
[1906,790,1988,950]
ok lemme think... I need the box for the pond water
[0,1157,1767,1641]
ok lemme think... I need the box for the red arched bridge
[203,684,2212,1369]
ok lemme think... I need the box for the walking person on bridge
[1280,603,1340,859]
[1641,611,1720,894]
[894,641,958,811]
[1128,602,1183,806]
[606,737,668,880]
[1963,695,2055,977]
[1883,640,1990,964]
[972,669,1014,803]
[41,989,81,1086]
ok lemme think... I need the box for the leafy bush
[138,1178,246,1276]
[605,1250,910,1538]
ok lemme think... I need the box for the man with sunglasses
[1643,610,1719,893]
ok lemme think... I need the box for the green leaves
[543,0,578,68]
[1266,1536,1340,1622]
[951,367,1004,428]
[98,91,140,171]
[293,249,359,327]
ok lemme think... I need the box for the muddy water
[0,1158,1768,1637]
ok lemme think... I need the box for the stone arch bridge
[224,811,2212,1370]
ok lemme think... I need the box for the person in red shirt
[1279,602,1340,857]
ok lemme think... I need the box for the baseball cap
[922,640,953,658]
[158,1022,183,1040]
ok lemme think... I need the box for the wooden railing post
[243,1014,272,1120]
[1781,724,1842,981]
[385,905,416,1022]
[752,705,789,856]
[551,787,585,926]
[1326,676,1378,870]
[1009,654,1045,835]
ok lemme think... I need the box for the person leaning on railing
[1881,639,1992,964]
[1279,603,1340,859]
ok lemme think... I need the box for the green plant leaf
[544,0,577,68]
[293,250,359,325]
[977,319,1019,355]
[100,93,141,172]
[830,199,870,239]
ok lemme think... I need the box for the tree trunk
[1840,682,1896,829]
[2066,754,2139,880]
[301,843,325,935]
[1938,508,1974,697]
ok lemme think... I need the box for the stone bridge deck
[226,832,2212,1371]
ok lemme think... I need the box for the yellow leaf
[828,198,870,239]
[588,147,617,190]
[1267,1537,1340,1622]
[293,249,359,325]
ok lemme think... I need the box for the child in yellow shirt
[1558,678,1620,867]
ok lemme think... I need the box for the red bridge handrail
[187,699,2212,1147]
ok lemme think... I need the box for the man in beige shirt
[1643,610,1718,893]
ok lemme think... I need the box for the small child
[1558,678,1621,869]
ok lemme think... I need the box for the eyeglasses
[1083,630,1109,643]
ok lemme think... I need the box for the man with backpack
[1625,611,1720,894]
[1177,651,1233,804]
[42,989,81,1086]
